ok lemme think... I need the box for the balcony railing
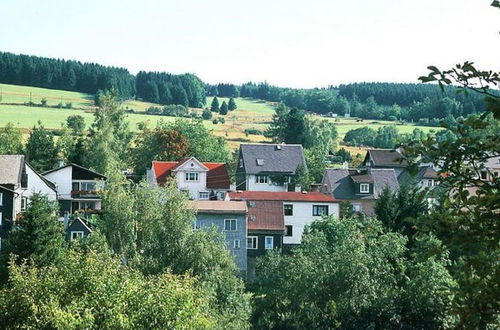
[71,190,101,198]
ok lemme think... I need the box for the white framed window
[313,205,329,216]
[185,172,199,182]
[199,192,209,200]
[71,231,84,240]
[0,192,3,206]
[21,197,28,211]
[284,204,293,216]
[247,236,258,249]
[352,204,361,212]
[80,182,96,191]
[427,179,433,187]
[255,175,268,184]
[233,239,240,249]
[265,236,274,250]
[360,183,370,193]
[224,219,237,231]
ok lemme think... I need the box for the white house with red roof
[147,157,231,200]
[227,191,339,248]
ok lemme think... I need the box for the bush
[387,115,397,121]
[202,109,212,120]
[212,119,219,125]
[40,98,48,107]
[219,117,225,124]
[146,106,162,115]
[418,118,430,126]
[65,102,72,109]
[243,128,264,135]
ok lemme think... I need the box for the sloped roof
[188,200,247,214]
[365,149,407,167]
[240,143,306,175]
[483,155,500,169]
[324,168,399,200]
[0,155,24,184]
[152,160,230,189]
[228,191,336,202]
[398,165,439,185]
[246,200,284,231]
[42,163,106,179]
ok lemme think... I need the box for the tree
[25,121,58,172]
[343,126,376,146]
[0,122,23,155]
[228,97,237,111]
[202,109,212,120]
[210,97,220,112]
[66,114,85,135]
[0,194,65,282]
[219,101,228,115]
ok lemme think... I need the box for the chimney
[342,161,349,169]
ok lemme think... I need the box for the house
[0,155,57,248]
[479,155,500,181]
[228,191,339,250]
[42,163,106,217]
[321,168,399,216]
[147,157,231,200]
[364,149,407,177]
[65,216,93,241]
[235,143,307,192]
[189,200,247,274]
[399,165,440,189]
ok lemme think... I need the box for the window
[284,204,293,216]
[256,159,264,166]
[71,231,84,240]
[233,239,240,249]
[21,197,28,211]
[224,219,237,231]
[313,205,329,216]
[185,172,199,182]
[360,183,370,193]
[79,201,96,210]
[256,175,268,184]
[0,192,2,206]
[352,204,361,212]
[480,171,488,180]
[265,236,274,249]
[80,182,96,191]
[285,225,293,237]
[427,179,433,187]
[199,192,209,200]
[247,236,258,249]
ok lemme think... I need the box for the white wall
[43,166,72,199]
[246,174,287,192]
[23,165,57,202]
[174,160,208,200]
[283,202,339,245]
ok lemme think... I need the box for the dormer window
[256,159,264,166]
[360,183,370,193]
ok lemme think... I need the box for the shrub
[243,128,264,135]
[202,109,212,120]
[65,102,72,109]
[40,98,48,107]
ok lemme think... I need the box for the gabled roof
[188,200,247,214]
[398,165,439,184]
[228,191,336,202]
[365,149,407,167]
[25,162,57,192]
[323,168,399,200]
[152,159,230,189]
[239,143,306,175]
[42,163,106,179]
[0,155,24,184]
[67,217,93,233]
[246,200,284,231]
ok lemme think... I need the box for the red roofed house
[147,157,231,200]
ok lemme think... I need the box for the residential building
[321,168,399,216]
[148,157,230,200]
[228,191,338,251]
[42,163,106,217]
[480,155,500,181]
[189,200,247,274]
[364,149,407,177]
[399,165,440,189]
[65,217,93,241]
[0,155,57,248]
[235,143,306,192]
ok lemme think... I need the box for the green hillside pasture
[205,97,276,116]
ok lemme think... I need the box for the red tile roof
[247,200,284,231]
[152,160,230,189]
[228,191,337,202]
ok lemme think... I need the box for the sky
[1,0,499,88]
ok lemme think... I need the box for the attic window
[256,159,264,166]
[360,183,370,193]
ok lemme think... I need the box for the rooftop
[365,149,407,167]
[0,155,24,185]
[246,200,284,231]
[239,143,306,175]
[228,191,336,202]
[188,200,247,214]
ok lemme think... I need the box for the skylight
[256,159,264,166]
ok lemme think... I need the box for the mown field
[0,83,438,149]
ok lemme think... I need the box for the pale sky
[1,0,499,88]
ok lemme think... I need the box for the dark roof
[246,200,284,231]
[324,168,399,200]
[398,165,439,184]
[152,160,230,189]
[66,217,93,234]
[0,155,24,184]
[350,174,374,183]
[228,191,337,202]
[365,149,407,167]
[43,163,106,179]
[239,143,306,175]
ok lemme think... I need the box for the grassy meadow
[0,83,438,150]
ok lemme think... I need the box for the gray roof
[240,144,306,175]
[0,155,24,184]
[483,155,500,169]
[365,149,407,167]
[324,168,399,200]
[398,165,438,185]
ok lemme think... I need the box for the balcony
[71,190,101,198]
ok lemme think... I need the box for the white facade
[174,159,209,200]
[246,174,301,192]
[283,201,339,245]
[43,165,72,199]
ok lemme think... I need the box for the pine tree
[220,101,228,115]
[25,121,58,172]
[210,97,219,112]
[228,97,237,111]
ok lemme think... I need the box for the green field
[0,83,439,149]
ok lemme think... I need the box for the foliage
[219,100,228,115]
[228,97,237,110]
[210,96,220,112]
[0,122,23,155]
[25,121,58,171]
[202,109,212,120]
[66,114,85,135]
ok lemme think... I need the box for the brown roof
[350,174,374,183]
[366,149,407,167]
[246,200,284,231]
[228,191,336,202]
[188,200,247,214]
